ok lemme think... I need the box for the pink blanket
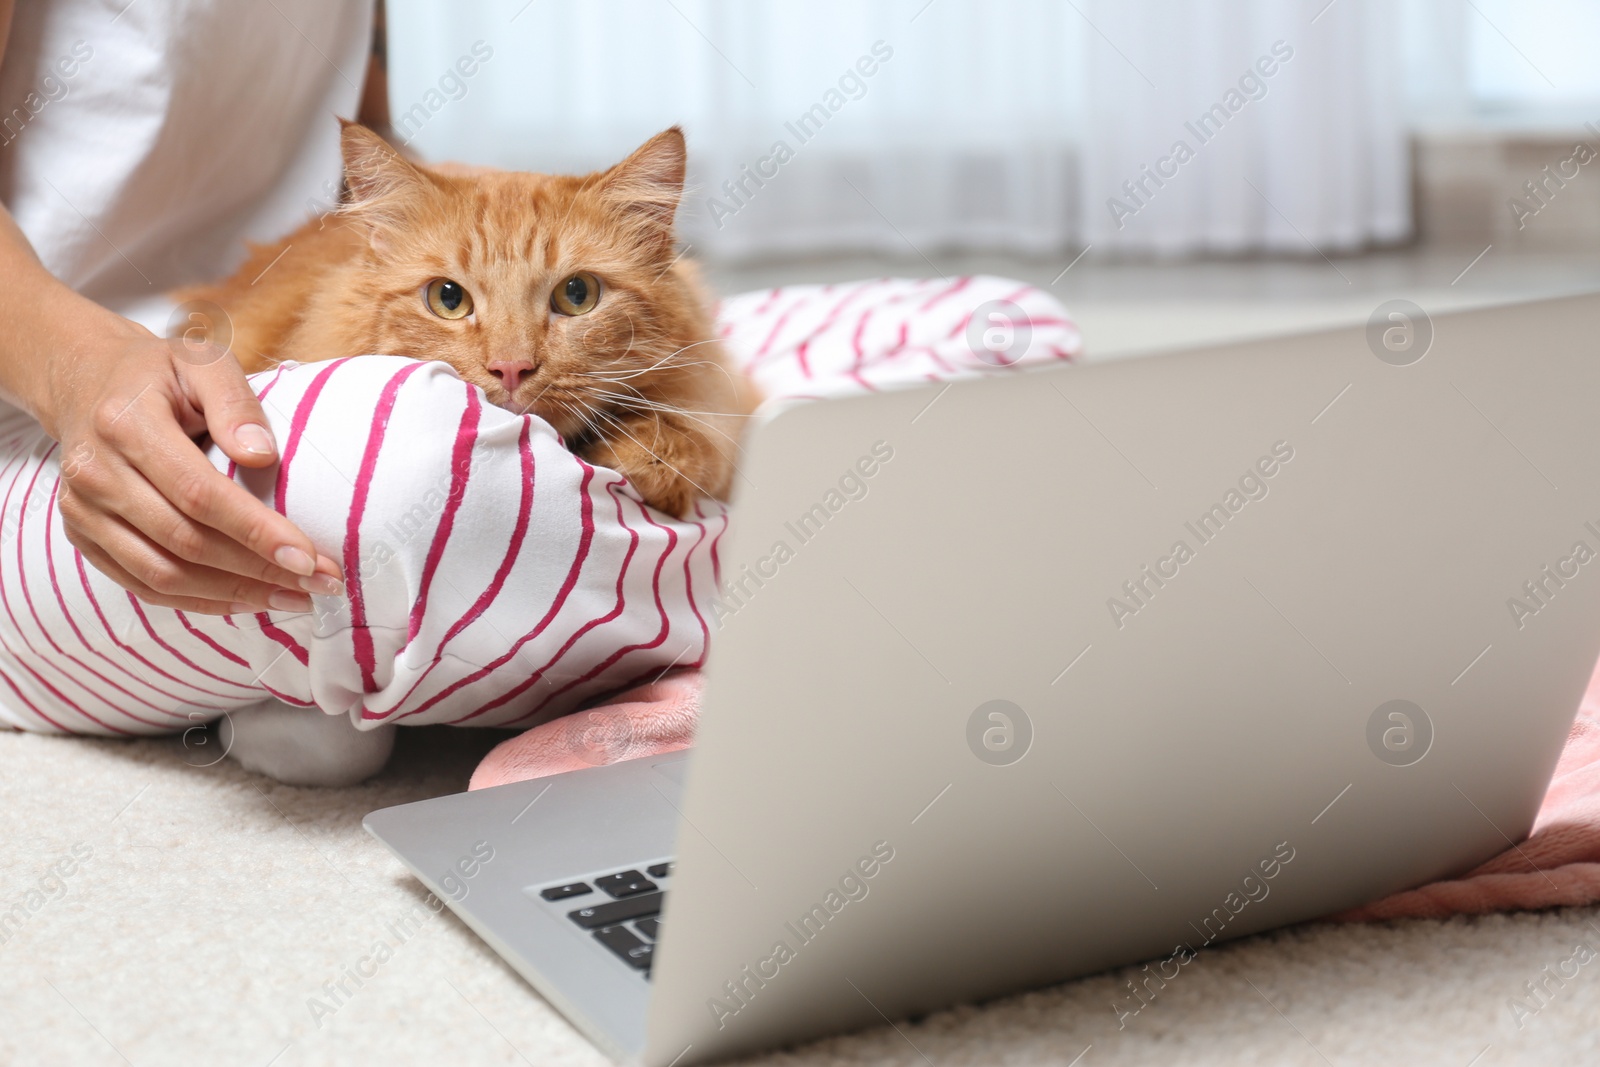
[469,670,702,789]
[1332,667,1600,921]
[474,666,1600,921]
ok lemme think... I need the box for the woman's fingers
[48,330,343,610]
[108,384,338,587]
[65,536,250,616]
[174,341,282,469]
[61,422,334,596]
[58,491,312,612]
[81,462,340,595]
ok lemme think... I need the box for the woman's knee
[243,357,514,545]
[250,356,568,634]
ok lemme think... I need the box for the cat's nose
[487,359,536,390]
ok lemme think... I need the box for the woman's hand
[37,310,344,615]
[0,202,339,615]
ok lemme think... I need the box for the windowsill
[1410,104,1600,140]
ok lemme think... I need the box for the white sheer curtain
[387,0,1085,259]
[1078,0,1409,254]
[387,0,1408,260]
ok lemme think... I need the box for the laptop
[366,291,1600,1065]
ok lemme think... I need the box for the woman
[0,0,1077,785]
[0,0,722,783]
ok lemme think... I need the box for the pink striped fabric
[0,276,1079,736]
[719,275,1080,397]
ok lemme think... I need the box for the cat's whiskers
[510,376,560,421]
[548,395,606,443]
[588,357,730,383]
[585,383,758,419]
[591,338,731,384]
[578,382,748,452]
[589,353,749,416]
[579,370,728,419]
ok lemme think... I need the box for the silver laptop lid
[643,293,1600,1064]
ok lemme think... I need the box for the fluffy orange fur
[176,121,755,518]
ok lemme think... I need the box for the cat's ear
[338,119,428,239]
[596,127,687,250]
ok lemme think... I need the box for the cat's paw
[587,434,703,518]
[216,700,395,787]
[628,467,698,519]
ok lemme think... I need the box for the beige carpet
[2,726,1598,1067]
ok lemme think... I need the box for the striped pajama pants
[0,276,1079,736]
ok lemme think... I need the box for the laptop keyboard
[531,860,673,977]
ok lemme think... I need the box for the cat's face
[332,124,705,443]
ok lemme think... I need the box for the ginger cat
[176,121,754,518]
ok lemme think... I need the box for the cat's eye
[551,272,601,316]
[425,278,474,320]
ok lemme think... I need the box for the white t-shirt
[0,0,373,332]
